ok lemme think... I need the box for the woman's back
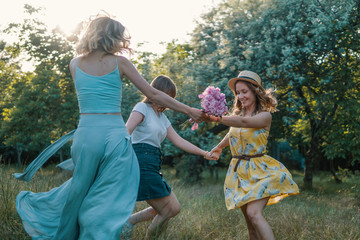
[72,53,123,114]
[75,53,119,76]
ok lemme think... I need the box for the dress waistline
[232,154,265,172]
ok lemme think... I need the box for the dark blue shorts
[132,143,171,201]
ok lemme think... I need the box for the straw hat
[228,70,265,93]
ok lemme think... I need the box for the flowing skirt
[16,115,140,239]
[224,155,299,210]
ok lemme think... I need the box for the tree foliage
[0,5,78,164]
[187,0,360,187]
[1,1,359,187]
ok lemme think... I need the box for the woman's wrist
[185,106,192,116]
[215,145,223,150]
[187,107,198,120]
[203,151,209,158]
[209,115,222,123]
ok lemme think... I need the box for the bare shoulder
[69,58,76,67]
[258,111,272,118]
[116,56,132,73]
[69,57,81,76]
[116,55,131,65]
[255,111,272,123]
[70,56,82,68]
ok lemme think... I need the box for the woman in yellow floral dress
[208,70,299,240]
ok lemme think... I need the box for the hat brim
[228,77,265,93]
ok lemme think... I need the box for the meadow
[0,164,359,240]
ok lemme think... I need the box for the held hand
[202,113,211,122]
[209,146,222,160]
[204,151,218,161]
[189,108,206,123]
[203,113,221,123]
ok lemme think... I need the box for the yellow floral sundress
[224,127,299,210]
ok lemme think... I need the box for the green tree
[1,5,78,164]
[246,0,360,188]
[0,40,23,164]
[186,0,360,188]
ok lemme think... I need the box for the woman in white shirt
[123,75,216,239]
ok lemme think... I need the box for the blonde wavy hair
[230,80,278,116]
[76,13,133,56]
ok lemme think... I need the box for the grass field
[1,164,359,240]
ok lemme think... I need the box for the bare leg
[145,192,180,239]
[241,205,260,240]
[128,207,157,225]
[245,197,275,240]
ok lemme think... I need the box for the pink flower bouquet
[181,86,228,130]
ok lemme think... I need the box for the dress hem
[226,192,299,210]
[136,190,171,202]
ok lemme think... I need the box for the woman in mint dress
[14,14,205,239]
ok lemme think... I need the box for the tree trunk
[329,158,342,183]
[303,157,313,189]
[16,144,22,166]
[303,137,318,189]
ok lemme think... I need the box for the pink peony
[181,86,228,131]
[199,86,228,116]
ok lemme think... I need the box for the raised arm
[166,126,217,160]
[209,112,272,131]
[117,56,204,122]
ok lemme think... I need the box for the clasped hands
[189,109,223,161]
[189,108,222,123]
[204,147,223,161]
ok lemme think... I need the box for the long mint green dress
[15,59,140,239]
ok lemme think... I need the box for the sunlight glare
[2,0,221,55]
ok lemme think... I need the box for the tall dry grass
[0,164,359,240]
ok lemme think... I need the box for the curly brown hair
[230,80,278,116]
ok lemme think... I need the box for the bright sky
[1,0,221,55]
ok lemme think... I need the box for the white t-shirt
[131,102,171,148]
